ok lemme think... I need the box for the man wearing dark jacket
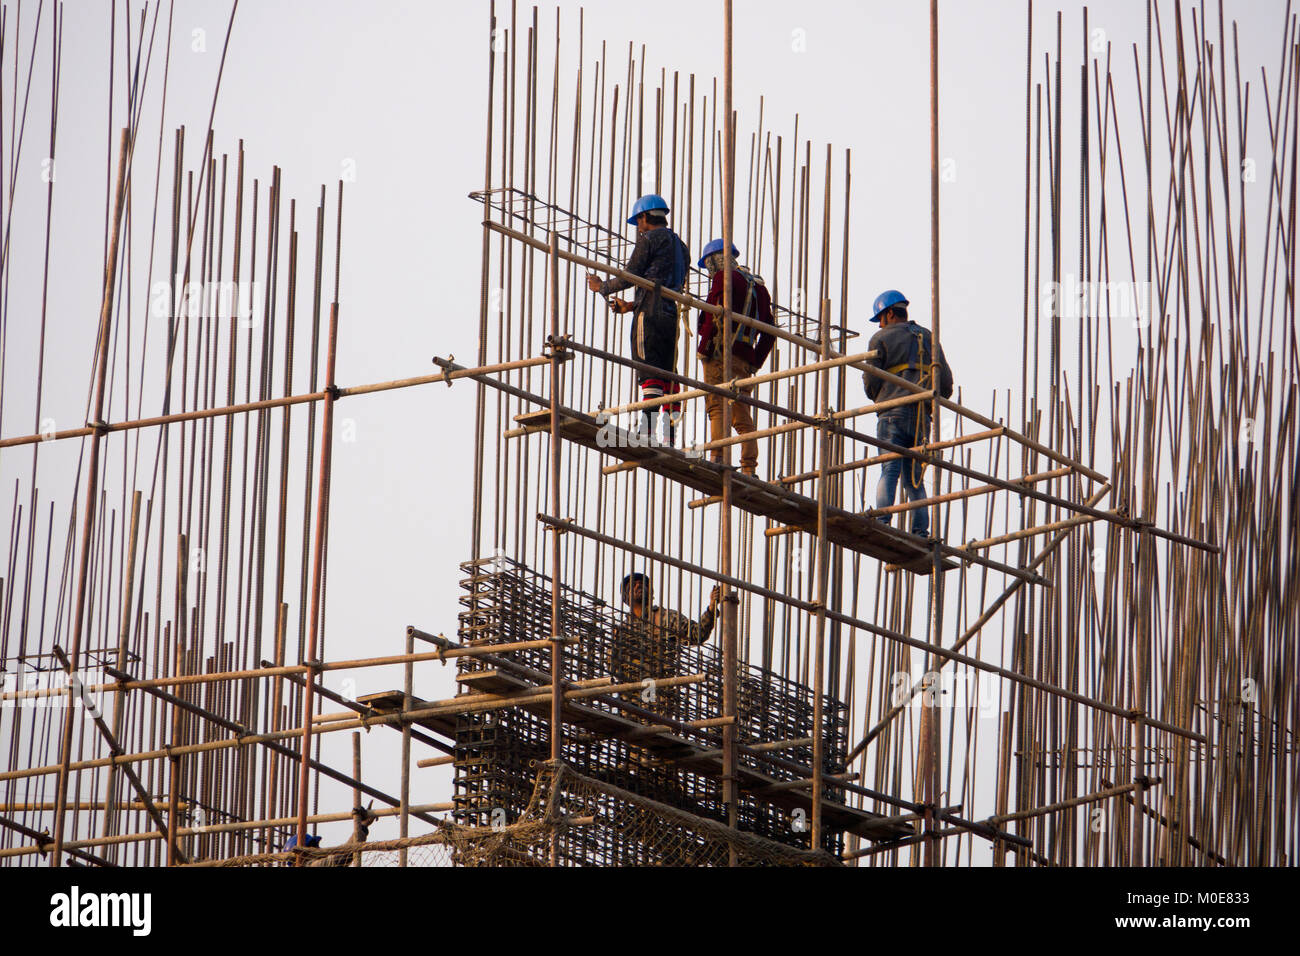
[588,194,690,445]
[695,239,776,475]
[863,289,954,537]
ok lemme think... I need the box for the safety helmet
[620,571,650,601]
[697,238,740,269]
[285,834,322,850]
[627,194,670,224]
[870,289,909,323]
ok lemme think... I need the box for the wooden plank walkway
[515,409,953,575]
[360,673,913,843]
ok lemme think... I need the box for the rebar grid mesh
[450,761,838,867]
[451,556,848,861]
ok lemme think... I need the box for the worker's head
[621,571,651,613]
[870,289,910,326]
[285,834,322,851]
[628,194,670,233]
[698,238,740,275]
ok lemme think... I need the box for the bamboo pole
[0,357,556,450]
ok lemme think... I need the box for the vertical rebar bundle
[0,1,1293,867]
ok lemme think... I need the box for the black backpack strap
[728,270,760,350]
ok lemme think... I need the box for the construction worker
[696,239,776,475]
[587,194,690,445]
[608,571,720,719]
[606,573,721,862]
[607,570,721,859]
[863,290,954,538]
[296,805,377,866]
[283,832,321,866]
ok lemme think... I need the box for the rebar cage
[451,555,849,863]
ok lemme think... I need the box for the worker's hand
[586,274,603,293]
[609,299,632,314]
[709,585,721,611]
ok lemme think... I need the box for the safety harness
[701,265,764,360]
[886,324,935,487]
[728,269,763,352]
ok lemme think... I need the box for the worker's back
[628,227,688,309]
[698,267,776,368]
[864,321,954,411]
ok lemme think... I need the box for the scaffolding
[0,0,1296,869]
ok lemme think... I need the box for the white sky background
[0,0,1290,855]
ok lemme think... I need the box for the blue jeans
[876,415,929,536]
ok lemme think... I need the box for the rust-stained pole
[471,1,499,566]
[50,128,132,867]
[811,292,831,850]
[102,490,142,840]
[399,627,412,866]
[924,0,943,866]
[810,139,835,850]
[720,0,739,864]
[167,535,189,866]
[351,732,363,867]
[294,184,343,861]
[548,230,565,866]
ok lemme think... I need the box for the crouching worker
[696,239,776,476]
[608,571,720,721]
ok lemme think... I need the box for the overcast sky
[0,0,1288,853]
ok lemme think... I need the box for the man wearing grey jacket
[862,289,954,538]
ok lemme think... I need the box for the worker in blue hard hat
[863,290,954,538]
[586,194,691,446]
[283,832,321,865]
[695,239,776,475]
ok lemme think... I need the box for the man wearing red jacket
[695,240,776,475]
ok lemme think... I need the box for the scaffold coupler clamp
[431,354,456,386]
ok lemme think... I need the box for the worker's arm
[592,232,651,297]
[679,586,721,646]
[936,341,954,399]
[750,283,777,368]
[697,270,725,354]
[863,330,885,401]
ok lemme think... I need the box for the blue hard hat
[697,238,740,269]
[870,289,909,323]
[627,194,669,224]
[285,834,322,851]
